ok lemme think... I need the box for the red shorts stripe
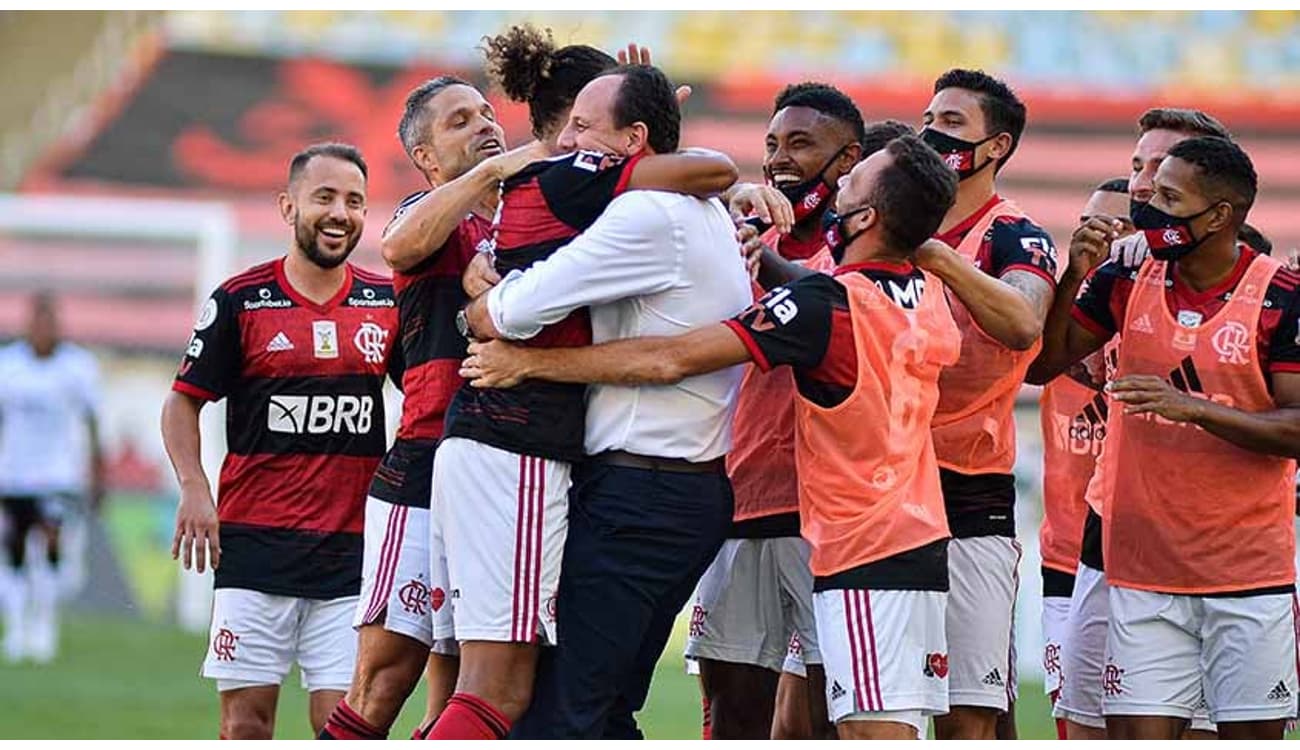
[363,504,405,624]
[531,457,545,644]
[843,590,867,712]
[861,590,884,710]
[512,454,527,642]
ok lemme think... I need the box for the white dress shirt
[0,341,101,496]
[487,190,751,462]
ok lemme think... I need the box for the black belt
[591,450,725,475]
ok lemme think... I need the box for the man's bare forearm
[1191,402,1300,459]
[381,163,499,272]
[160,391,210,487]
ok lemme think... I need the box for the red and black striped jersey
[370,197,492,508]
[172,257,399,599]
[444,150,640,462]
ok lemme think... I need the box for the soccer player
[678,82,864,741]
[1033,136,1300,740]
[0,291,104,664]
[162,143,399,739]
[1027,107,1232,740]
[317,78,540,741]
[727,116,914,741]
[416,61,738,738]
[1035,178,1132,737]
[912,68,1058,740]
[461,134,962,740]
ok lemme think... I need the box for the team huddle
[159,23,1300,741]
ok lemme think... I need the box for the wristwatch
[455,308,471,339]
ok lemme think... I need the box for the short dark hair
[398,76,471,157]
[773,81,867,147]
[288,142,367,185]
[1138,108,1231,140]
[1097,177,1130,194]
[862,120,915,158]
[1165,136,1257,224]
[482,25,616,139]
[608,64,680,154]
[870,135,959,252]
[933,68,1026,169]
[1237,222,1272,255]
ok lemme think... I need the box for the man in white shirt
[462,64,751,739]
[0,291,105,663]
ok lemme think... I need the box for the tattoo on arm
[1002,270,1055,325]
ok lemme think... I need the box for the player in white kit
[0,291,104,663]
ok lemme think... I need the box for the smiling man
[161,143,401,739]
[1032,136,1300,740]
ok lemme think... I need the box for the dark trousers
[511,461,733,739]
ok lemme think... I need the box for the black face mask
[822,205,872,265]
[920,128,999,181]
[764,144,851,226]
[1131,200,1221,262]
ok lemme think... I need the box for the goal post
[0,192,236,633]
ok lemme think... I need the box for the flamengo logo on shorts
[267,394,374,434]
[1103,661,1124,696]
[398,579,429,616]
[1044,642,1061,676]
[923,652,948,679]
[688,605,707,638]
[213,628,238,661]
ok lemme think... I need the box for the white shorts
[430,437,569,645]
[683,536,819,672]
[1042,594,1071,695]
[1053,564,1215,732]
[202,588,357,692]
[353,498,440,648]
[1104,585,1299,724]
[946,535,1019,711]
[815,588,948,725]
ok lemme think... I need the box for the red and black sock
[410,717,438,740]
[318,698,387,740]
[701,694,712,740]
[425,693,511,740]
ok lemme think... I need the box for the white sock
[0,566,27,662]
[27,562,58,663]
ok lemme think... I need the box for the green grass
[0,612,1071,739]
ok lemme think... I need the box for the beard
[294,214,359,270]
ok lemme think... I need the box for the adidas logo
[982,669,1005,687]
[829,680,847,701]
[266,332,294,352]
[1267,681,1292,701]
[1129,313,1155,334]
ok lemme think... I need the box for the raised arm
[461,324,751,388]
[1025,217,1119,384]
[626,148,739,198]
[915,239,1047,351]
[160,391,220,573]
[381,141,546,272]
[465,194,678,340]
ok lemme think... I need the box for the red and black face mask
[1131,200,1221,262]
[920,128,999,181]
[764,144,851,226]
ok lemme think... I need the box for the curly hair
[1166,136,1257,223]
[773,81,867,146]
[862,119,915,157]
[481,24,616,139]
